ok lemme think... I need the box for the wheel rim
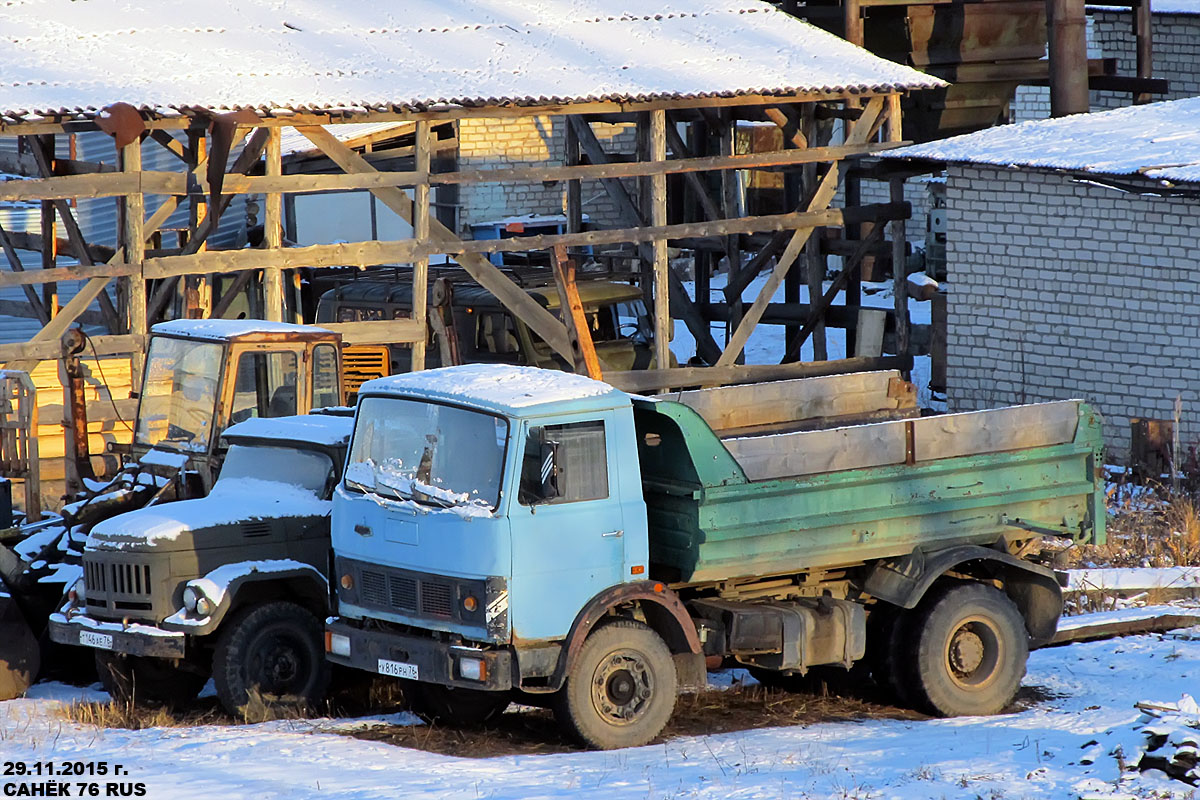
[943,614,1002,690]
[589,648,655,726]
[248,629,311,697]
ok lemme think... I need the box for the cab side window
[311,344,340,409]
[230,351,298,422]
[519,420,608,505]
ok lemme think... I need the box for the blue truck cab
[326,365,659,704]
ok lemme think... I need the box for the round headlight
[68,577,86,605]
[462,595,478,612]
[195,595,215,617]
[182,585,199,612]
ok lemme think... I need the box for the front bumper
[48,611,186,658]
[326,618,513,691]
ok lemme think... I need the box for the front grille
[109,562,152,596]
[82,555,157,619]
[346,559,485,627]
[421,582,452,617]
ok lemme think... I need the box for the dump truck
[324,364,1104,749]
[50,413,352,719]
[0,318,345,700]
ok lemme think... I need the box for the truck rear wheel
[212,601,329,721]
[94,651,206,709]
[554,620,676,750]
[911,583,1028,717]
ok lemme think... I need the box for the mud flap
[0,594,40,700]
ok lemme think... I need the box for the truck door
[510,414,626,640]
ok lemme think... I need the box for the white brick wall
[457,117,636,234]
[1092,11,1200,108]
[945,164,1200,460]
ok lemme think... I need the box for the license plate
[79,630,113,650]
[377,658,418,679]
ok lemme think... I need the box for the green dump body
[632,398,1105,584]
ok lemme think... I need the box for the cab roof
[320,278,642,313]
[151,318,337,342]
[357,364,629,418]
[222,413,354,449]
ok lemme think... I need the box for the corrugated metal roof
[0,0,943,119]
[882,97,1200,185]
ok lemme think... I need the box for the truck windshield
[217,444,334,497]
[344,397,507,511]
[134,336,224,453]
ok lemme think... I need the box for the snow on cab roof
[222,414,354,447]
[0,0,943,119]
[883,97,1200,185]
[359,364,625,414]
[151,319,333,340]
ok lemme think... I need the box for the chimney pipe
[1047,0,1090,116]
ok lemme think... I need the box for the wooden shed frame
[0,89,914,382]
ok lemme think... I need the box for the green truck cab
[50,412,353,719]
[325,364,1104,749]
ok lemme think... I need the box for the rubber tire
[94,651,206,709]
[411,684,511,727]
[554,620,676,750]
[910,583,1029,717]
[212,602,330,721]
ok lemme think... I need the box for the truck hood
[86,478,330,552]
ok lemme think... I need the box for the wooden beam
[552,244,602,379]
[663,116,724,227]
[0,222,50,325]
[148,130,189,163]
[890,176,909,364]
[716,97,885,367]
[0,333,144,364]
[410,120,431,370]
[294,124,574,362]
[650,109,671,370]
[605,355,913,394]
[122,139,146,338]
[320,319,425,345]
[0,90,909,135]
[568,114,723,365]
[263,128,284,322]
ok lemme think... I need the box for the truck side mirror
[537,433,561,502]
[521,427,561,504]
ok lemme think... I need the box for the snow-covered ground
[4,630,1200,799]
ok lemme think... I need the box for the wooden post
[650,110,671,370]
[720,115,743,346]
[844,0,865,44]
[890,176,909,370]
[411,120,431,371]
[565,117,583,234]
[186,131,210,318]
[37,136,58,318]
[551,244,602,379]
[1134,0,1153,105]
[121,139,145,342]
[804,105,827,361]
[263,128,284,322]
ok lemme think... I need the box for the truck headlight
[67,577,86,606]
[183,585,214,617]
[327,633,351,657]
[458,657,486,682]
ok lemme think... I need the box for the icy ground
[3,632,1200,799]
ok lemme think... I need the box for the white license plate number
[80,630,113,650]
[377,658,418,680]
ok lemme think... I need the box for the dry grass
[57,696,231,730]
[1057,487,1200,570]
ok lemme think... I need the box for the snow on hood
[87,478,329,549]
[223,414,353,447]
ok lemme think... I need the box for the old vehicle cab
[135,319,344,489]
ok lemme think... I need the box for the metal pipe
[1047,0,1090,116]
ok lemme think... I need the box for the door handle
[601,529,624,538]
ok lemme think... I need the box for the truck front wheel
[212,601,329,721]
[94,651,206,709]
[554,620,676,750]
[911,583,1028,717]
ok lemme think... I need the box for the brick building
[885,98,1200,460]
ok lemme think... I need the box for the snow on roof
[359,364,625,413]
[222,414,354,447]
[151,318,333,340]
[1090,0,1200,13]
[0,0,943,119]
[883,97,1200,184]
